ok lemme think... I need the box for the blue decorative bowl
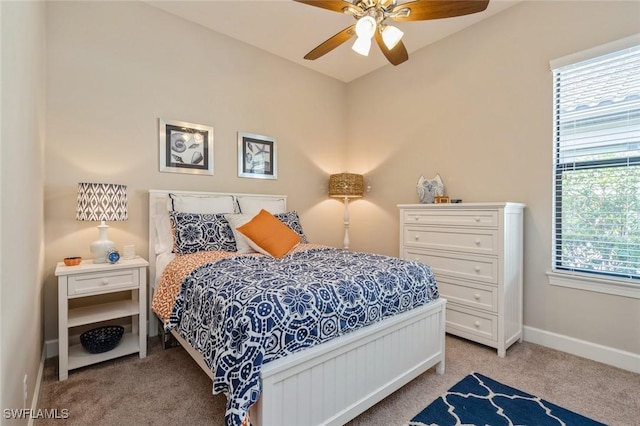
[80,326,124,354]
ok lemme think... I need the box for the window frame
[548,34,640,299]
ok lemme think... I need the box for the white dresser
[398,202,525,357]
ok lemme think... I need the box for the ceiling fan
[294,0,490,66]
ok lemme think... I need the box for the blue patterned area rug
[408,372,605,426]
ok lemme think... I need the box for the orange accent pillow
[236,209,301,258]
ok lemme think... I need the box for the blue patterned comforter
[167,246,439,426]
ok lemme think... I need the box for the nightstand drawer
[403,227,498,255]
[438,278,497,312]
[68,269,139,296]
[446,305,497,342]
[403,209,498,228]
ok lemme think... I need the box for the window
[550,35,640,295]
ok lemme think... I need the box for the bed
[147,189,446,426]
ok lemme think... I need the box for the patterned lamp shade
[76,183,128,222]
[328,173,364,199]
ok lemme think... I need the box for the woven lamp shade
[76,183,128,222]
[329,173,364,198]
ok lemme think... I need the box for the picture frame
[434,195,450,204]
[237,132,277,179]
[159,119,213,175]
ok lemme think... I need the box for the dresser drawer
[404,249,498,285]
[403,227,498,255]
[446,305,497,342]
[403,209,498,228]
[438,278,497,312]
[68,269,139,297]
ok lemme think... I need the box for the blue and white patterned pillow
[169,212,236,254]
[274,211,308,243]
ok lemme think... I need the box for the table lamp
[76,182,128,263]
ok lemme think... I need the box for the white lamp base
[90,221,115,263]
[342,197,351,250]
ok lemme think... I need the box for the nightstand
[55,256,149,380]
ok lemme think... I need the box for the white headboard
[147,189,287,333]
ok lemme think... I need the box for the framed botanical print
[237,132,277,179]
[159,119,213,175]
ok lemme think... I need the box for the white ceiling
[145,0,521,83]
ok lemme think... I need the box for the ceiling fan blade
[374,30,408,66]
[304,25,356,60]
[293,0,355,14]
[392,0,490,22]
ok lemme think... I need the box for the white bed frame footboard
[253,298,446,426]
[150,189,446,425]
[172,298,446,426]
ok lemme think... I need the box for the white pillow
[154,212,174,255]
[237,196,286,216]
[224,214,257,254]
[151,197,175,255]
[170,194,236,214]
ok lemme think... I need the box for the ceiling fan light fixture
[343,5,362,17]
[381,25,403,50]
[352,36,371,56]
[295,0,491,66]
[354,15,377,39]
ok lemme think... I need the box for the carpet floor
[36,335,639,425]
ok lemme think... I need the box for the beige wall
[346,1,640,354]
[41,0,639,361]
[43,1,348,341]
[1,0,46,419]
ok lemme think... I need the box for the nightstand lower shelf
[68,332,140,370]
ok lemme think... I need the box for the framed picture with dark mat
[159,118,214,175]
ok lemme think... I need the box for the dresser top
[398,202,525,209]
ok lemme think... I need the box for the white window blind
[552,37,640,280]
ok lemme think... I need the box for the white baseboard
[28,347,46,426]
[45,338,58,359]
[523,326,640,374]
[46,325,640,374]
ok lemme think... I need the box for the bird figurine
[417,174,444,203]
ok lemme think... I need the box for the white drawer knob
[414,235,419,241]
[475,239,481,245]
[414,217,419,221]
[474,266,481,272]
[101,279,109,285]
[475,216,480,222]
[474,293,481,300]
[474,321,481,328]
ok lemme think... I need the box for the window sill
[546,270,640,299]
